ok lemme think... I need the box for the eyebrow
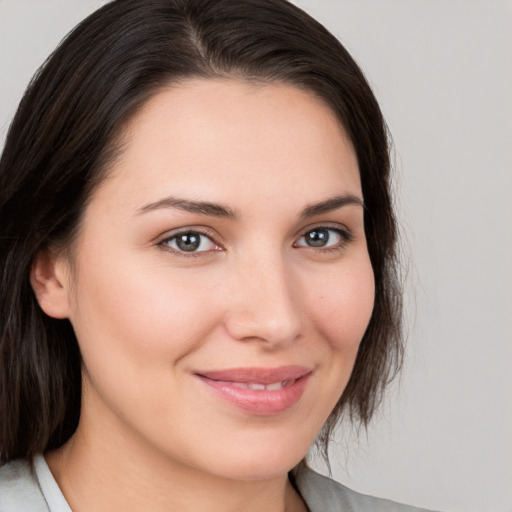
[300,194,364,218]
[136,193,363,219]
[137,196,237,219]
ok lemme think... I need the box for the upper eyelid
[293,226,354,253]
[157,229,222,258]
[297,222,353,239]
[157,226,219,244]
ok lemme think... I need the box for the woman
[0,0,437,510]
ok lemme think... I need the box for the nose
[223,254,303,349]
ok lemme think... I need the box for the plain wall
[1,1,511,511]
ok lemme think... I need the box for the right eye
[159,230,220,254]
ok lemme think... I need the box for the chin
[194,433,311,482]
[214,458,301,482]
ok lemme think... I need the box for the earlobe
[30,249,71,319]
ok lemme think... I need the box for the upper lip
[195,365,312,384]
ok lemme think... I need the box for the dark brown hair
[0,0,402,464]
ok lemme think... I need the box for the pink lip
[195,366,312,415]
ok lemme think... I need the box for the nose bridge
[224,246,302,347]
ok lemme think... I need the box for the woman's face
[55,79,374,480]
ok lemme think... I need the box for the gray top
[0,456,439,511]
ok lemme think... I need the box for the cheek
[68,260,227,436]
[69,258,223,375]
[312,256,375,355]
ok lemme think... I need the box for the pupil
[176,233,200,251]
[307,230,328,247]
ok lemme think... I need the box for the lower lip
[197,374,311,415]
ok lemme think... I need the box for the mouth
[195,366,312,415]
[224,379,298,391]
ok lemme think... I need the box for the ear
[30,248,72,319]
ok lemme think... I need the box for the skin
[32,79,375,512]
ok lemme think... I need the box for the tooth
[247,383,265,390]
[266,381,283,390]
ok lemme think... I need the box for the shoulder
[292,465,441,512]
[0,459,49,512]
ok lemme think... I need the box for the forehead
[93,78,361,215]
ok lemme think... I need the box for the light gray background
[1,1,511,511]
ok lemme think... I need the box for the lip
[195,365,312,415]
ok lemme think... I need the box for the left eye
[295,228,346,248]
[161,231,218,253]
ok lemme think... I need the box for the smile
[195,366,312,415]
[229,379,296,391]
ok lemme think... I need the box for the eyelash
[158,228,221,259]
[295,225,354,252]
[157,225,354,258]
